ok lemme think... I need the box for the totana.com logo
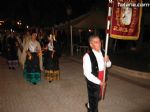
[118,2,150,7]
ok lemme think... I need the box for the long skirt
[44,51,60,81]
[24,53,41,84]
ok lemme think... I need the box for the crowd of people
[0,28,61,85]
[0,29,112,112]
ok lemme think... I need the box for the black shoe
[85,103,88,109]
[9,67,11,69]
[85,103,91,112]
[12,67,15,70]
[32,82,37,85]
[49,81,52,83]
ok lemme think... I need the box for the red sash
[98,71,106,98]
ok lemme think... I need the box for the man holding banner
[82,0,142,111]
[83,35,112,112]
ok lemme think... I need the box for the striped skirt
[44,51,60,81]
[44,70,60,81]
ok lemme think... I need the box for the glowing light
[89,29,92,32]
[0,21,4,23]
[26,25,29,29]
[17,22,20,25]
[0,20,4,26]
[17,20,22,25]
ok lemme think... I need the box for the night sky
[0,0,106,26]
[0,0,149,27]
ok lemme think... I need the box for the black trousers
[87,80,101,112]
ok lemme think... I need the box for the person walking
[83,35,112,112]
[21,30,43,85]
[43,34,60,83]
[6,32,18,69]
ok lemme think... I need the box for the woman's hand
[51,50,55,58]
[43,47,48,51]
[22,64,24,70]
[40,67,44,72]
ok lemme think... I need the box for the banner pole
[102,0,113,100]
[70,25,73,56]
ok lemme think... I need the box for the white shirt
[48,42,54,51]
[83,49,112,85]
[28,41,39,53]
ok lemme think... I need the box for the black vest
[88,49,107,79]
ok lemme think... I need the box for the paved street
[0,56,150,112]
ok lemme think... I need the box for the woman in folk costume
[83,35,111,112]
[6,32,19,69]
[43,34,60,83]
[21,30,43,85]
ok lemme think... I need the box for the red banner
[110,0,142,40]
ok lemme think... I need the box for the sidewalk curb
[69,56,150,80]
[109,65,150,80]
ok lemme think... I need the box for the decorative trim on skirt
[44,70,60,81]
[24,69,41,84]
[23,52,41,84]
[8,60,18,68]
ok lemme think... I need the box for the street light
[26,25,29,29]
[17,20,22,26]
[17,21,20,25]
[0,20,4,26]
[89,29,92,32]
